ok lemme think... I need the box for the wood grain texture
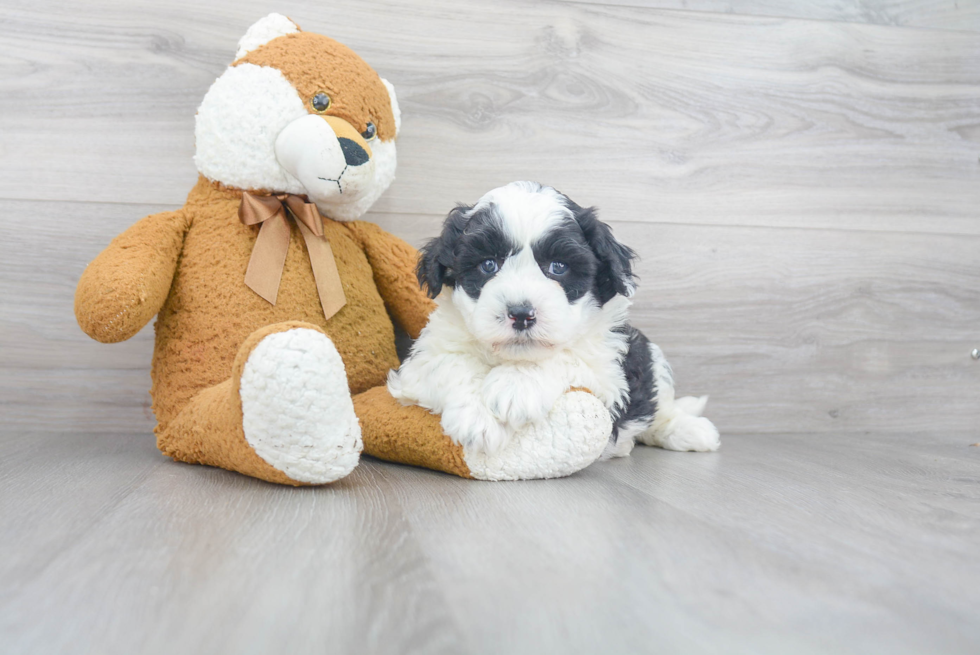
[1,1,978,234]
[579,0,980,33]
[2,428,978,654]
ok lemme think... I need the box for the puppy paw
[481,367,559,430]
[441,402,511,455]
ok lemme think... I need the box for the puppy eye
[480,259,499,275]
[311,93,331,113]
[549,261,568,275]
[361,121,377,141]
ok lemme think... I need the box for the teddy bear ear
[380,78,401,137]
[235,13,301,60]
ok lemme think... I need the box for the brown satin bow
[238,192,347,321]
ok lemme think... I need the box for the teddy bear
[74,14,613,485]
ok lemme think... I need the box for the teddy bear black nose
[338,138,370,167]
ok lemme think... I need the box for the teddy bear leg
[353,387,611,481]
[157,322,362,486]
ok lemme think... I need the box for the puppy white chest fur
[388,294,630,454]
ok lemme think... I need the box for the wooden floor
[2,0,979,652]
[1,430,978,654]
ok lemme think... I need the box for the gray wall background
[2,0,978,437]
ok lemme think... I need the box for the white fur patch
[240,328,362,484]
[602,419,645,459]
[638,405,720,452]
[195,63,308,195]
[235,13,299,60]
[463,391,611,481]
[474,181,569,245]
[381,78,401,136]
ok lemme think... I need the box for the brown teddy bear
[75,14,612,485]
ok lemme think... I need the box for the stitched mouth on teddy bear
[318,165,348,194]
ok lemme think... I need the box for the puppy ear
[417,205,471,298]
[570,203,636,304]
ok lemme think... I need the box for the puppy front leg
[481,363,566,431]
[440,397,511,455]
[389,349,511,454]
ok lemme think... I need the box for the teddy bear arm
[344,220,436,339]
[75,209,189,343]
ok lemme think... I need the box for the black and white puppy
[388,181,719,457]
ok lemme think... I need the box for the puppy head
[419,181,635,360]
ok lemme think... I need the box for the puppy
[388,181,720,457]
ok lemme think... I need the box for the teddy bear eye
[311,93,331,113]
[361,121,377,141]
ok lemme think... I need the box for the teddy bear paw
[463,390,612,481]
[239,328,362,484]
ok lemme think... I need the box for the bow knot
[238,192,346,321]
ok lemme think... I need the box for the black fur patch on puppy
[418,203,518,299]
[611,325,657,443]
[417,205,470,298]
[531,225,598,303]
[562,197,637,304]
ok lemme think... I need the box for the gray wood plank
[579,0,980,33]
[3,428,977,655]
[376,432,980,654]
[1,1,978,235]
[0,199,168,432]
[585,432,980,653]
[0,431,469,655]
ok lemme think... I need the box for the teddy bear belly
[149,218,399,433]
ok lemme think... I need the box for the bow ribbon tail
[243,208,291,305]
[296,220,347,321]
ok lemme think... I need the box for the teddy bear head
[194,14,400,221]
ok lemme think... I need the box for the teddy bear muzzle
[275,113,376,205]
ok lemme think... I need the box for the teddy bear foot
[355,387,611,481]
[463,390,611,481]
[239,327,363,485]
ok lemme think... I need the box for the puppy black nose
[338,138,370,167]
[507,304,537,331]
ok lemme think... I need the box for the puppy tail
[674,394,708,417]
[636,344,720,452]
[641,406,720,453]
